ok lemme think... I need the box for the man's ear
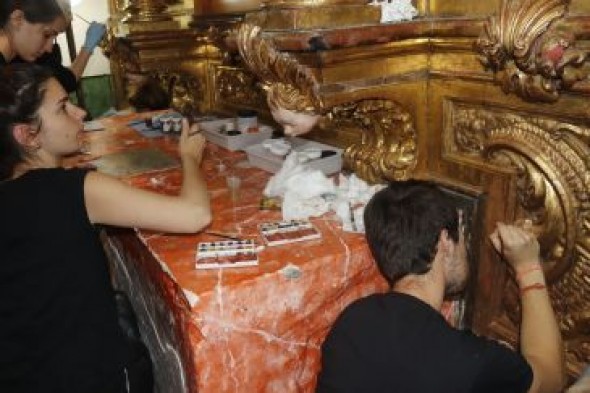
[12,124,40,150]
[9,9,25,28]
[438,229,455,258]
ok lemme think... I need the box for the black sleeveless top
[0,168,129,393]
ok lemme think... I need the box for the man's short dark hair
[363,179,460,286]
[129,78,171,112]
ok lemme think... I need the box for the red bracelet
[520,282,546,295]
[516,264,543,283]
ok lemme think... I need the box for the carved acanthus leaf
[236,21,322,114]
[327,99,417,183]
[476,0,588,102]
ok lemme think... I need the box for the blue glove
[82,22,106,53]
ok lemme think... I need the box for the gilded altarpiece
[443,100,590,374]
[231,0,590,380]
[104,0,590,384]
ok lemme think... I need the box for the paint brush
[74,13,91,25]
[204,231,242,241]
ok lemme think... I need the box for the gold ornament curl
[328,99,417,183]
[475,0,588,102]
[451,105,590,373]
[236,20,322,114]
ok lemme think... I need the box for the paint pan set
[195,220,321,269]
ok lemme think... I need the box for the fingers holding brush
[179,118,206,163]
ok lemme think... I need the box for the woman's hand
[179,118,206,164]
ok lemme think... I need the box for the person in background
[316,180,564,393]
[0,0,106,92]
[18,0,106,93]
[0,0,63,65]
[128,76,172,112]
[0,64,211,392]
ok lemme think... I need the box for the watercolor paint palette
[195,240,259,269]
[259,220,321,246]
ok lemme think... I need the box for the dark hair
[0,64,53,181]
[0,0,63,27]
[363,179,460,286]
[128,78,171,112]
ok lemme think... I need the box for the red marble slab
[76,113,390,392]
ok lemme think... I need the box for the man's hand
[489,222,541,271]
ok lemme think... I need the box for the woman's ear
[12,124,41,151]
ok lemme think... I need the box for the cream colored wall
[56,0,111,76]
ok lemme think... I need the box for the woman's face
[10,13,67,62]
[36,78,87,157]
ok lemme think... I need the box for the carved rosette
[327,100,417,183]
[236,20,322,114]
[214,66,267,108]
[476,0,588,102]
[449,103,590,372]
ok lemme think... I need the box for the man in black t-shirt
[316,180,564,393]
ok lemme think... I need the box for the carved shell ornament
[236,20,322,114]
[476,0,588,102]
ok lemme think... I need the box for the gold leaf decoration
[151,69,204,116]
[476,0,588,102]
[449,103,590,373]
[328,99,417,183]
[214,66,267,108]
[236,20,322,114]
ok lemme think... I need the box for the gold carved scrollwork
[476,0,588,102]
[215,66,267,108]
[450,103,590,371]
[236,20,322,114]
[151,70,204,116]
[327,100,417,183]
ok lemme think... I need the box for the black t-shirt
[0,168,128,393]
[316,292,533,393]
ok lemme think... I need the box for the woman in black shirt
[0,0,105,92]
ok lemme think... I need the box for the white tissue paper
[333,173,385,232]
[283,192,331,221]
[264,152,305,198]
[264,152,335,220]
[369,0,418,24]
[263,153,385,230]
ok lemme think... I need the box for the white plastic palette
[259,220,321,246]
[195,240,259,269]
[245,137,342,175]
[198,118,273,151]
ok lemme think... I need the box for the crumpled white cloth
[332,173,385,232]
[369,0,418,24]
[263,153,385,230]
[264,152,335,220]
